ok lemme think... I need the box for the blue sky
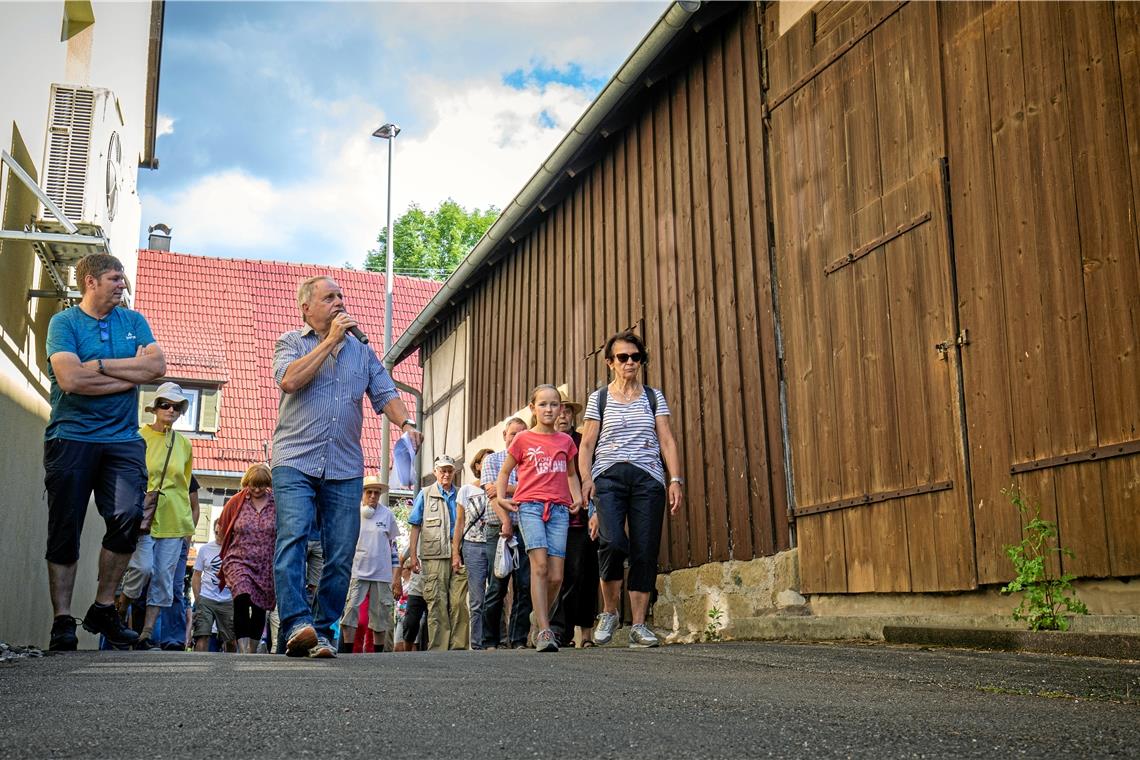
[140,1,667,268]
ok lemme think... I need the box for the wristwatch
[670,476,685,486]
[97,358,106,375]
[400,419,417,431]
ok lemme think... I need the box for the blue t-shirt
[45,305,156,442]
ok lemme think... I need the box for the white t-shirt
[458,483,490,543]
[352,504,401,582]
[193,541,231,603]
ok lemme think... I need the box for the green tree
[365,199,499,280]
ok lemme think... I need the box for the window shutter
[199,388,220,433]
[137,387,157,426]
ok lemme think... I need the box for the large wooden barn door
[766,2,977,592]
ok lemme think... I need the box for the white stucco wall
[0,1,158,648]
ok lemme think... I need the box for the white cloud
[156,113,174,138]
[141,77,592,266]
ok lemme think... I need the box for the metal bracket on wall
[935,328,969,360]
[1010,439,1140,475]
[793,480,954,517]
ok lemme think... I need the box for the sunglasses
[613,352,644,365]
[154,400,181,412]
[98,320,109,342]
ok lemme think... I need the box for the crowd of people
[41,252,684,656]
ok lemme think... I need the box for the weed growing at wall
[704,607,724,642]
[1000,484,1088,631]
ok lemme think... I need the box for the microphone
[348,325,369,344]
[340,312,369,344]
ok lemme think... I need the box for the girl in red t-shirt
[495,384,582,652]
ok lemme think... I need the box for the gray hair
[296,276,336,312]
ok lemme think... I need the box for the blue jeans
[517,502,570,558]
[461,539,489,649]
[272,466,362,643]
[157,539,190,647]
[481,525,531,648]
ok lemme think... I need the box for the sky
[139,1,669,269]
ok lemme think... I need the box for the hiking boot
[593,611,620,645]
[48,616,78,652]
[628,623,660,648]
[285,623,317,657]
[82,602,139,649]
[309,636,336,659]
[133,636,157,651]
[536,629,559,653]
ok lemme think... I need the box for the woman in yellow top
[119,382,197,649]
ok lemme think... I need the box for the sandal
[580,639,597,648]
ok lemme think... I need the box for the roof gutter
[384,0,701,368]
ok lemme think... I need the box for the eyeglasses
[98,320,109,342]
[613,352,644,365]
[154,400,181,412]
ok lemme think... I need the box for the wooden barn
[387,1,1140,617]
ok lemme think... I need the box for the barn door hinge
[935,329,969,360]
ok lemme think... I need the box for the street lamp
[373,122,400,505]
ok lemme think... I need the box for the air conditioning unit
[38,84,126,236]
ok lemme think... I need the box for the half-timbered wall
[465,4,789,571]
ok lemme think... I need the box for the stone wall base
[653,548,1140,643]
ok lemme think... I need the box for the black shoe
[82,602,140,648]
[134,636,157,651]
[160,641,186,651]
[337,638,354,654]
[49,616,79,651]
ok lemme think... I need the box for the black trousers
[233,594,267,640]
[595,463,666,593]
[550,524,599,646]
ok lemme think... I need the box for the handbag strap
[154,430,175,494]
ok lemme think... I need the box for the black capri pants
[595,463,666,593]
[43,437,147,564]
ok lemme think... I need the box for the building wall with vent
[0,1,159,648]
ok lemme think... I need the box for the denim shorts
[517,501,570,559]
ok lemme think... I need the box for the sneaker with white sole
[309,636,337,658]
[628,623,660,648]
[593,611,620,645]
[536,629,559,652]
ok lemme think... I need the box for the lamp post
[372,122,400,505]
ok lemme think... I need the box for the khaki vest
[417,484,454,560]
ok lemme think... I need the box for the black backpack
[596,384,659,426]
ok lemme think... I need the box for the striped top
[271,325,399,479]
[480,449,519,526]
[584,386,670,485]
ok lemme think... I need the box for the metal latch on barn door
[935,329,969,360]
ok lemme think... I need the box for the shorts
[43,437,147,564]
[517,501,570,559]
[339,578,395,632]
[193,596,235,641]
[121,535,185,608]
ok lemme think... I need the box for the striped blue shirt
[584,386,670,485]
[480,448,518,526]
[271,326,399,479]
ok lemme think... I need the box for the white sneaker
[628,623,660,648]
[593,611,620,645]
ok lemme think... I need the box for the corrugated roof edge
[383,0,703,368]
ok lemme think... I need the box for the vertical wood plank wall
[464,4,789,571]
[767,0,1140,592]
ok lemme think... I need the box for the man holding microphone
[272,276,421,658]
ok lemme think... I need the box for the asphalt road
[1,641,1137,758]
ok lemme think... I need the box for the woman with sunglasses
[119,382,196,650]
[578,331,684,649]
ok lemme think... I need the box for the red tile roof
[134,249,440,476]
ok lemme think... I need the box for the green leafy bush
[1000,485,1088,631]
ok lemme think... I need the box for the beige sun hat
[362,474,389,493]
[146,381,190,414]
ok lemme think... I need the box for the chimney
[148,223,172,251]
